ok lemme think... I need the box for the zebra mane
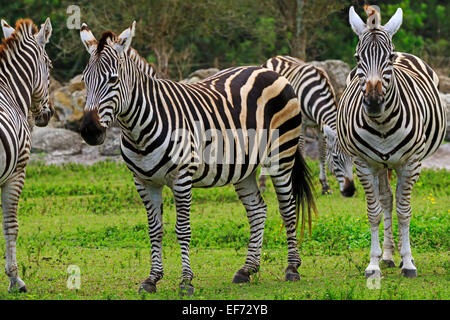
[96,31,116,55]
[364,5,381,30]
[0,19,38,60]
[126,47,159,78]
[95,30,158,77]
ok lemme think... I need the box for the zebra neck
[117,74,162,151]
[0,44,34,118]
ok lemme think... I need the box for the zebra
[259,56,355,197]
[78,22,317,295]
[0,18,54,292]
[337,6,446,279]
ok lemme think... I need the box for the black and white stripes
[79,22,317,295]
[0,18,53,292]
[338,6,446,279]
[260,56,355,197]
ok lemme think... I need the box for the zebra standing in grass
[79,22,317,295]
[259,56,355,197]
[0,18,54,292]
[338,6,446,278]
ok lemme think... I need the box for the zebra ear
[349,6,367,37]
[383,8,403,37]
[1,19,15,39]
[80,23,97,55]
[36,17,52,47]
[114,21,136,54]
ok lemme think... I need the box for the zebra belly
[191,163,258,188]
[122,147,258,188]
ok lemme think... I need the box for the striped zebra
[79,22,317,295]
[0,18,54,292]
[259,56,355,197]
[338,6,446,278]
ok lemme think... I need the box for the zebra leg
[1,170,27,293]
[318,130,332,195]
[395,161,421,278]
[271,171,301,281]
[378,170,396,268]
[258,173,267,192]
[298,122,306,157]
[172,177,194,295]
[134,178,164,294]
[354,159,383,278]
[232,172,267,283]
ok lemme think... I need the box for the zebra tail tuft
[291,147,318,245]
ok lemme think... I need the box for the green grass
[0,160,448,300]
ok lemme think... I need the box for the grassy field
[0,159,448,300]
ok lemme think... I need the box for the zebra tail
[291,147,318,244]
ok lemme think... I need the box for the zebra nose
[341,177,356,197]
[34,102,55,127]
[80,110,106,146]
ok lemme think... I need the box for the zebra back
[263,55,338,130]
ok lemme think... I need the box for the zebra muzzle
[364,80,385,116]
[34,103,55,127]
[80,110,106,145]
[341,177,356,197]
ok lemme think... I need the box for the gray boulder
[99,127,122,156]
[180,68,220,83]
[440,93,450,141]
[31,127,83,156]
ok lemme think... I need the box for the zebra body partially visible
[0,18,54,292]
[338,6,446,279]
[260,56,355,197]
[79,23,316,295]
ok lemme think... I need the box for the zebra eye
[354,54,360,62]
[109,75,119,84]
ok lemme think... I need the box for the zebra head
[349,6,403,117]
[79,22,136,145]
[1,18,54,127]
[323,125,355,197]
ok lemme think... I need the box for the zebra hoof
[381,259,396,268]
[232,269,251,284]
[9,285,28,294]
[179,282,194,296]
[365,269,381,279]
[138,279,157,294]
[19,285,28,293]
[284,265,300,281]
[399,259,415,268]
[401,269,417,278]
[321,187,332,195]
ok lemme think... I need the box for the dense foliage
[1,1,448,82]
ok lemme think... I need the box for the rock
[308,60,351,102]
[440,93,450,141]
[69,74,85,92]
[49,76,62,92]
[50,87,72,127]
[65,89,86,131]
[180,68,220,83]
[438,74,450,94]
[99,127,122,156]
[31,127,83,156]
[49,86,86,131]
[422,143,450,171]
